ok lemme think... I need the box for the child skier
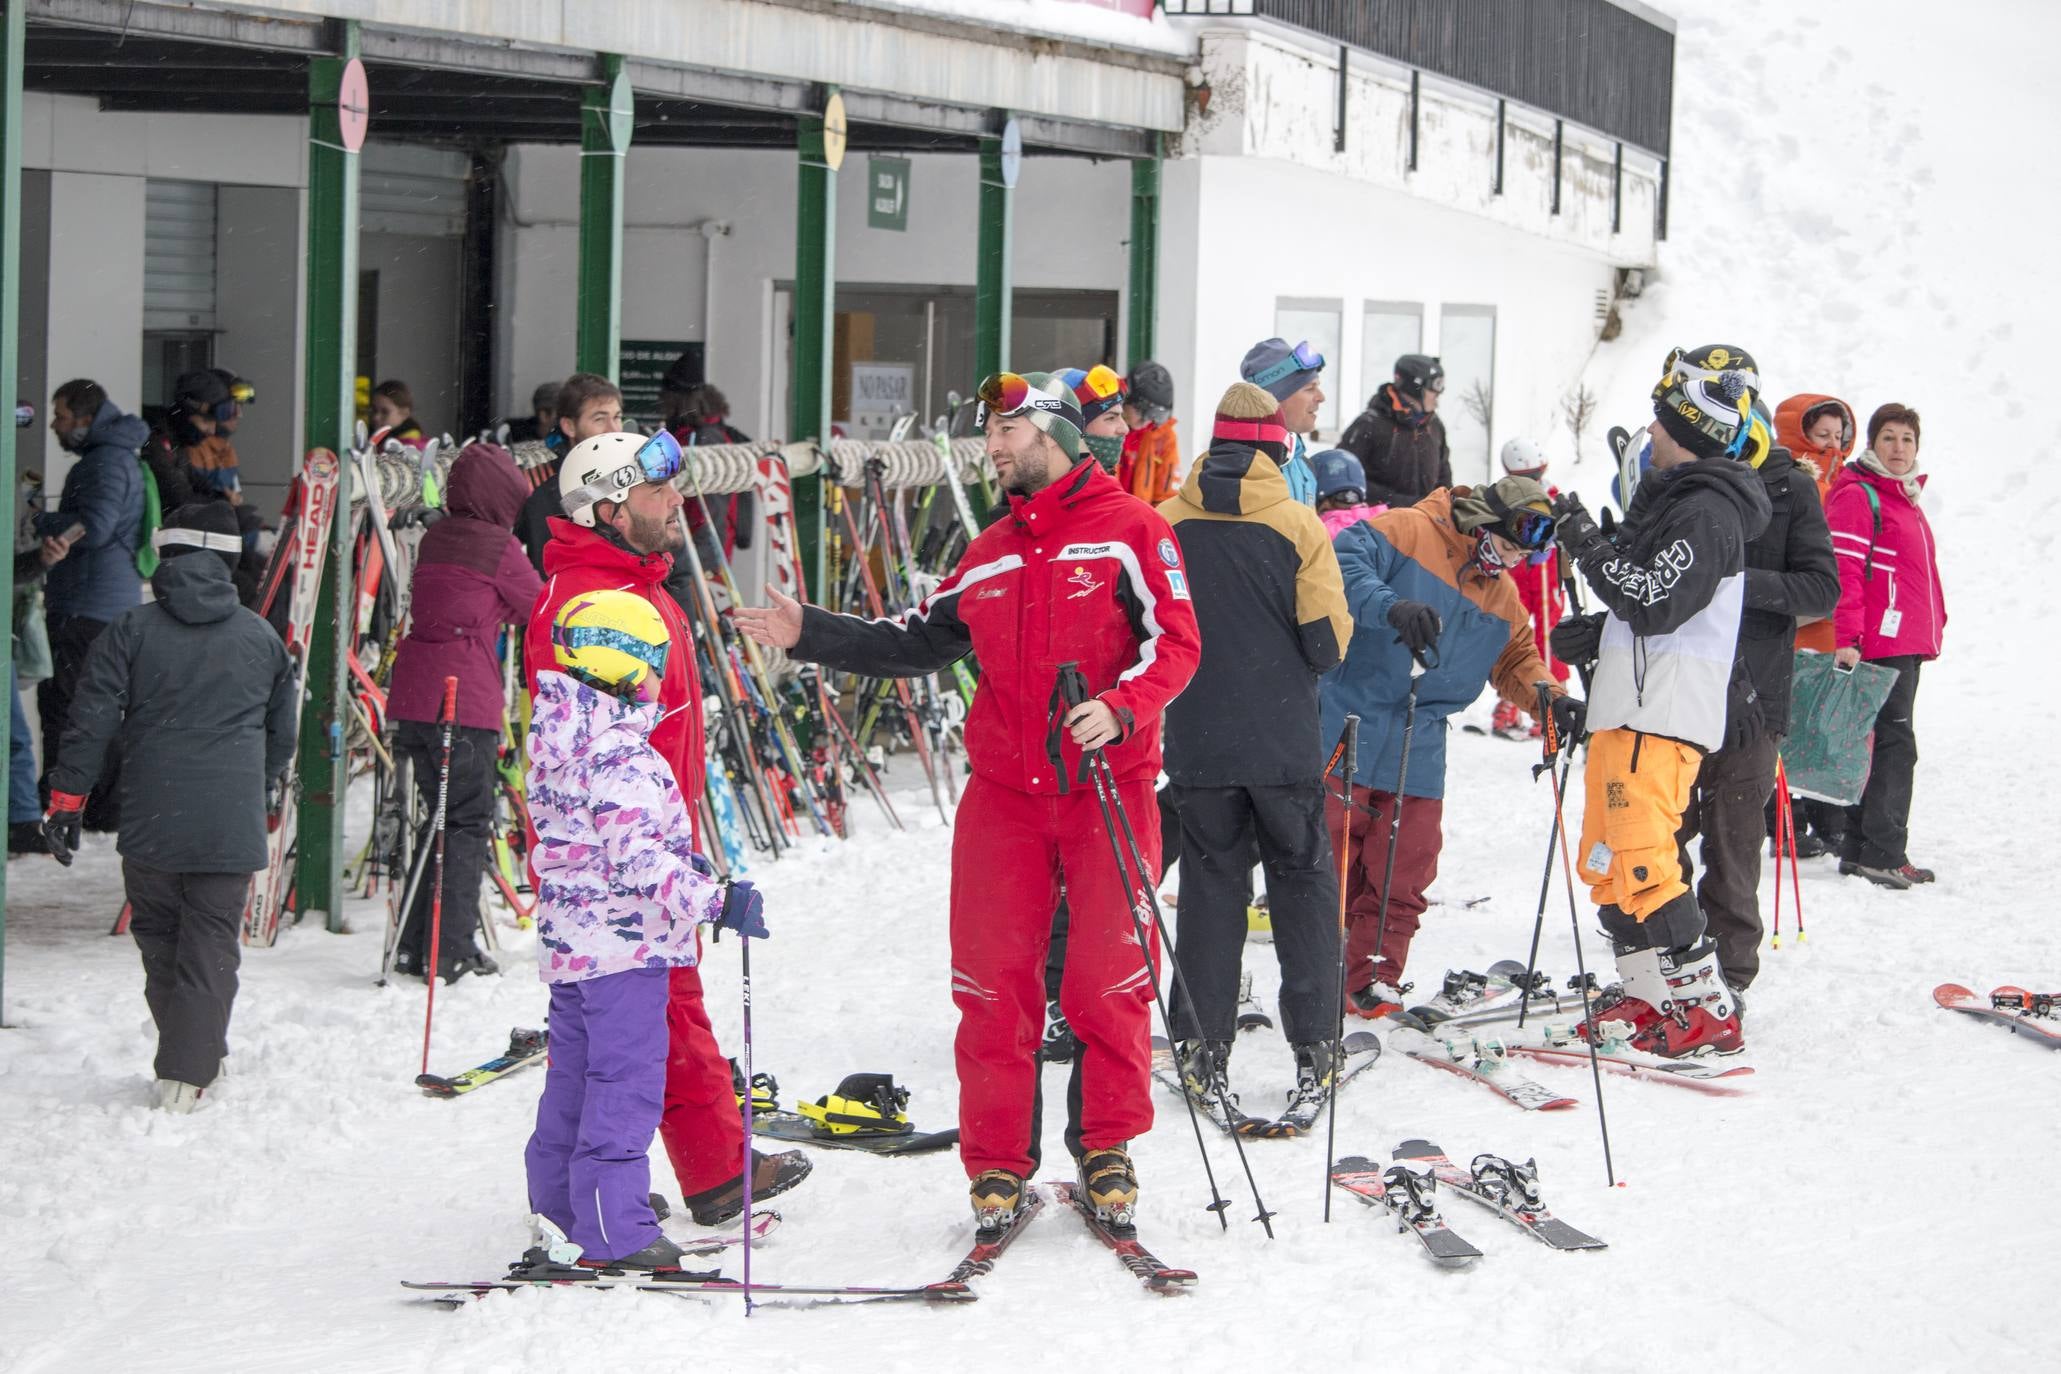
[524,588,771,1270]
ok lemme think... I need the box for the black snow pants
[1843,656,1922,870]
[1675,733,1780,990]
[1165,781,1340,1047]
[395,720,496,969]
[124,860,246,1088]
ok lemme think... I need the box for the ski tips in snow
[1934,983,2061,1049]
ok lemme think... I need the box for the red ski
[1934,984,2061,1050]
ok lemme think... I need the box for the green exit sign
[867,155,910,232]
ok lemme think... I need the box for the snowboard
[750,1110,960,1156]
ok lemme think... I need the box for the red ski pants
[1326,784,1445,992]
[951,773,1160,1179]
[656,951,746,1196]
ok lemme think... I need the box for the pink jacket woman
[1825,460,1945,661]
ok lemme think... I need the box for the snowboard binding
[796,1073,915,1137]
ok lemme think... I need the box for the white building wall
[40,172,146,487]
[214,185,307,508]
[1158,154,1616,484]
[495,145,1132,440]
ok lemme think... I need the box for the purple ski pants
[523,965,670,1260]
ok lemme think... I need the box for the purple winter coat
[527,670,723,982]
[388,443,544,730]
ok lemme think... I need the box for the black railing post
[1408,69,1420,172]
[1551,119,1563,215]
[1494,97,1506,195]
[1612,141,1623,234]
[1334,44,1349,153]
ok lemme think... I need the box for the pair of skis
[1147,1030,1382,1138]
[409,1181,1195,1308]
[1329,1140,1606,1267]
[933,1181,1194,1296]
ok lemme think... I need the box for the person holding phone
[35,378,148,831]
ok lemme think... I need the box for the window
[1360,303,1424,412]
[1439,305,1497,484]
[1273,298,1343,439]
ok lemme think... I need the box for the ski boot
[578,1232,688,1274]
[1844,861,1912,890]
[1176,1038,1237,1115]
[1246,895,1273,943]
[1078,1145,1139,1230]
[154,1079,205,1114]
[1626,942,1744,1058]
[969,1169,1026,1235]
[1281,1042,1336,1120]
[1040,1000,1081,1064]
[1490,700,1530,741]
[683,1148,813,1226]
[1346,979,1413,1021]
[1581,957,1664,1046]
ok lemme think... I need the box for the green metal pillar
[296,28,362,931]
[1126,146,1161,366]
[973,126,1016,383]
[575,55,632,378]
[789,92,842,600]
[0,0,24,1018]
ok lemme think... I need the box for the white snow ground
[6,1,2061,1369]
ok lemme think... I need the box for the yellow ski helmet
[550,589,671,700]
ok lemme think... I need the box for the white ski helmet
[1499,436,1548,476]
[559,431,654,527]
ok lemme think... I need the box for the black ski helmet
[1126,360,1175,416]
[1393,354,1445,401]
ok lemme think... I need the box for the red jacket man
[738,372,1199,1237]
[526,430,809,1227]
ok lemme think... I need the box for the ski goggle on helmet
[559,430,685,527]
[1251,340,1325,390]
[1652,345,1761,457]
[551,589,671,701]
[1062,364,1128,425]
[975,372,1071,426]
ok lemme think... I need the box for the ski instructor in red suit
[736,371,1200,1238]
[527,429,811,1226]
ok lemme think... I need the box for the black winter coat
[1338,385,1452,508]
[49,552,295,873]
[1737,446,1840,735]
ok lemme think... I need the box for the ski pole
[1518,749,1575,1031]
[738,918,756,1317]
[1533,682,1616,1188]
[1774,755,1806,946]
[419,677,459,1078]
[1057,664,1275,1237]
[1368,650,1433,1003]
[1322,713,1359,1223]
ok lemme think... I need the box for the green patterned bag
[1782,652,1898,806]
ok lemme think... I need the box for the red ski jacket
[526,517,706,834]
[795,458,1201,793]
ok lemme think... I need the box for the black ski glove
[1549,612,1606,669]
[1725,673,1767,753]
[1549,694,1588,744]
[42,791,85,868]
[1386,599,1442,655]
[1550,493,1607,559]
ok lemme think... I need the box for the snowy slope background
[5,1,2060,1369]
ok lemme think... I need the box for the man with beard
[526,430,813,1225]
[736,371,1200,1238]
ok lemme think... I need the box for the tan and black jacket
[1158,437,1351,787]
